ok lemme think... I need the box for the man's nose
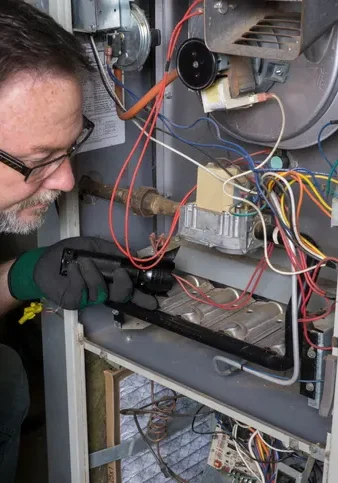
[41,158,75,192]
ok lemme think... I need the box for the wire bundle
[88,2,338,383]
[192,409,317,483]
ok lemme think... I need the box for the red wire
[231,150,271,164]
[303,323,332,351]
[107,2,335,351]
[173,243,274,311]
[123,8,203,267]
[109,2,203,270]
[270,220,334,349]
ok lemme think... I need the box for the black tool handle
[60,248,175,293]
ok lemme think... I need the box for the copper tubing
[79,176,180,217]
[114,68,179,121]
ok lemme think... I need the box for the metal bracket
[253,59,290,93]
[89,410,201,468]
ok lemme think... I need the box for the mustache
[15,190,61,210]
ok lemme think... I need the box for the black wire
[133,412,187,482]
[88,37,251,182]
[191,405,293,465]
[133,413,162,466]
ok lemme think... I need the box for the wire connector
[201,77,273,113]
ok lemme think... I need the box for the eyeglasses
[0,116,94,183]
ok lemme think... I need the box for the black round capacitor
[176,38,218,91]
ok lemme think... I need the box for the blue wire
[318,122,335,170]
[257,167,327,199]
[107,65,330,219]
[107,65,255,163]
[269,473,277,483]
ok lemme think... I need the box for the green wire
[229,204,266,217]
[326,159,338,196]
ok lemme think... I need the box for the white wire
[90,36,322,279]
[222,185,320,276]
[261,172,323,260]
[222,94,286,196]
[232,425,261,481]
[248,431,266,483]
[217,206,301,386]
[234,420,251,429]
[257,432,293,454]
[89,36,256,193]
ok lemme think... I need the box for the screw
[126,335,132,342]
[111,309,119,316]
[306,383,315,392]
[214,1,228,14]
[307,348,316,359]
[275,68,284,76]
[100,350,107,361]
[90,24,96,31]
[310,444,319,455]
[165,91,172,100]
[289,439,299,450]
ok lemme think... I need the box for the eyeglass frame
[0,115,95,182]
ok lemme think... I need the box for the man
[0,1,156,481]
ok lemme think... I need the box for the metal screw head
[165,91,172,100]
[90,24,96,31]
[275,68,283,76]
[306,383,315,392]
[99,350,107,361]
[307,348,317,359]
[310,444,319,454]
[214,0,228,14]
[126,335,132,342]
[111,309,119,316]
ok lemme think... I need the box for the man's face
[0,71,84,234]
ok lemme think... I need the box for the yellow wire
[282,173,332,212]
[314,174,338,186]
[266,174,326,258]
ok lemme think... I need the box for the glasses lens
[26,156,67,183]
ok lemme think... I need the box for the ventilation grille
[235,13,301,51]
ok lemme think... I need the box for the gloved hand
[8,236,158,311]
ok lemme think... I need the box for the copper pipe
[79,176,180,217]
[114,68,179,121]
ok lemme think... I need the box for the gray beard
[0,190,61,235]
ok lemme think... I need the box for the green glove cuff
[8,247,47,301]
[80,285,108,309]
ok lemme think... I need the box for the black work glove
[8,236,158,311]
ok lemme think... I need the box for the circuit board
[207,424,258,482]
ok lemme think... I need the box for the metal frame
[41,3,90,482]
[326,284,338,481]
[41,1,338,482]
[83,337,325,462]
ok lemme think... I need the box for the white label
[81,45,125,153]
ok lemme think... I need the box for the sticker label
[81,44,125,153]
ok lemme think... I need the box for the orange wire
[283,171,331,218]
[123,6,203,268]
[232,150,271,163]
[114,68,179,121]
[109,2,203,269]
